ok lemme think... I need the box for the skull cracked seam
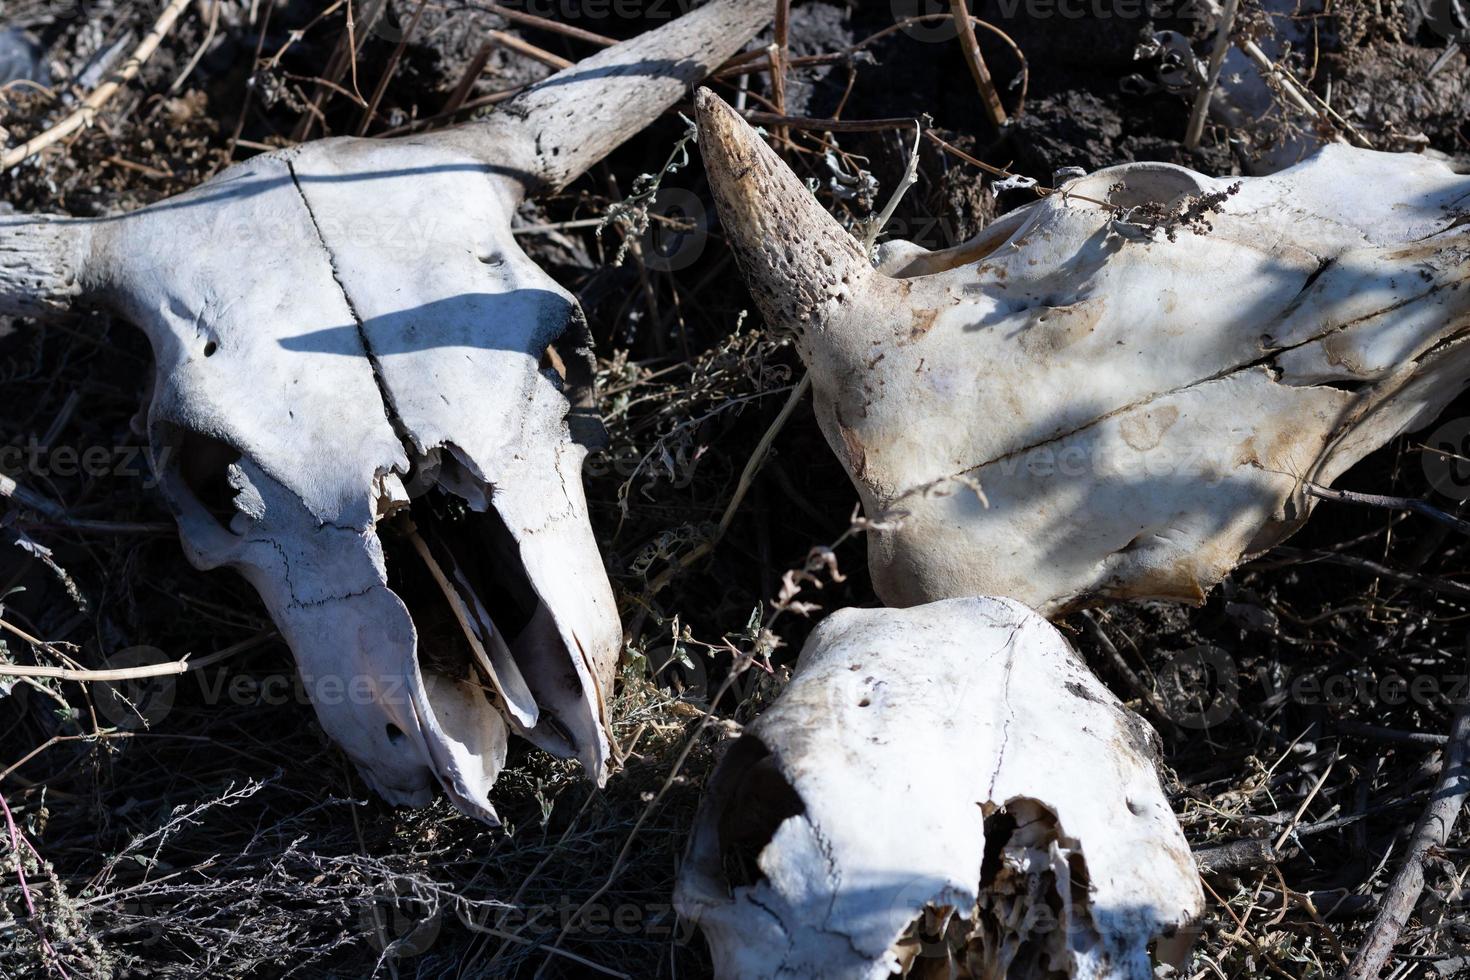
[0,0,774,825]
[693,88,1470,617]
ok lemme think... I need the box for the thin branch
[1185,0,1238,150]
[950,0,1006,127]
[1,0,195,170]
[1303,481,1470,537]
[355,0,430,136]
[0,631,276,682]
[644,374,813,598]
[477,2,617,48]
[485,29,574,71]
[1344,706,1470,980]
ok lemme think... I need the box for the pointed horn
[0,214,103,317]
[694,89,881,339]
[455,0,772,195]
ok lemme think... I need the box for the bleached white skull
[695,89,1470,617]
[675,596,1203,979]
[0,0,773,823]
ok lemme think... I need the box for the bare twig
[714,12,1029,117]
[1267,547,1470,602]
[1185,0,1239,150]
[644,374,812,598]
[1304,482,1470,537]
[478,2,617,48]
[950,0,1006,127]
[769,0,790,144]
[1344,706,1470,980]
[355,0,430,135]
[0,631,276,682]
[1,0,195,170]
[485,29,574,71]
[1,473,175,534]
[1332,722,1449,748]
[168,0,220,94]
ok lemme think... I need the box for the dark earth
[1,1,1469,977]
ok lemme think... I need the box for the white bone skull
[675,596,1203,979]
[0,0,772,823]
[695,90,1470,617]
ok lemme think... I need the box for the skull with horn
[694,89,1470,617]
[0,0,773,824]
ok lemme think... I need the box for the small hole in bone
[385,723,405,744]
[478,253,504,266]
[857,696,871,707]
[203,341,218,358]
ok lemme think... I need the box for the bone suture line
[401,518,538,729]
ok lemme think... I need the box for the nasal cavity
[716,736,806,889]
[161,424,245,533]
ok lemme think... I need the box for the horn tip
[694,87,874,341]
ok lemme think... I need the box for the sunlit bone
[695,89,1470,616]
[0,0,773,823]
[676,596,1203,979]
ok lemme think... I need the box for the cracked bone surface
[0,0,773,824]
[695,89,1470,616]
[675,596,1203,980]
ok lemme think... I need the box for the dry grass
[1,2,1468,978]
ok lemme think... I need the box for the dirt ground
[1,1,1469,977]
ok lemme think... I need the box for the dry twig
[1186,0,1239,150]
[1,0,194,170]
[1345,706,1470,980]
[950,0,1006,127]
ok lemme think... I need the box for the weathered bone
[696,89,1470,616]
[0,1,772,824]
[675,596,1203,979]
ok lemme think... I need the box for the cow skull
[0,0,773,823]
[695,89,1470,616]
[675,596,1203,979]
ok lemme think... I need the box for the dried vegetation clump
[0,1,1468,977]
